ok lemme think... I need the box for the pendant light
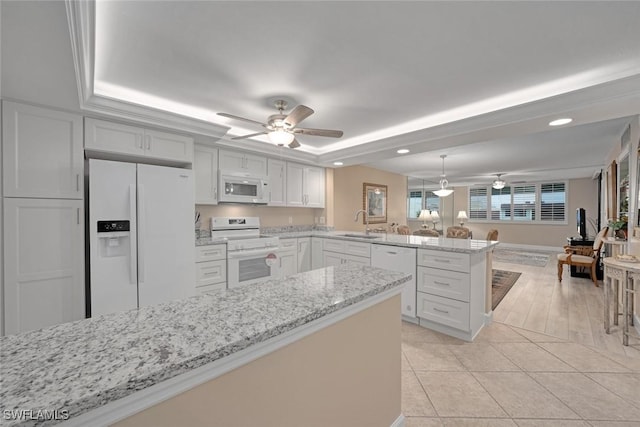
[433,154,454,197]
[492,174,506,190]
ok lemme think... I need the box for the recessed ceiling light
[549,118,573,126]
[397,149,410,154]
[333,161,344,166]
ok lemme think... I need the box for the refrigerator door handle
[137,184,146,284]
[129,184,137,285]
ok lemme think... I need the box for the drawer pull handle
[433,280,450,286]
[203,271,219,277]
[434,258,451,263]
[433,307,449,314]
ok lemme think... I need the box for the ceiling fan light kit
[492,173,506,189]
[218,99,343,149]
[433,154,454,197]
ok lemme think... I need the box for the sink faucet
[354,209,370,234]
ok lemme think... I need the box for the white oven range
[211,217,280,288]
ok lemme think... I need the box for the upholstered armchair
[446,226,471,239]
[397,225,411,235]
[413,228,439,237]
[557,227,608,287]
[486,229,499,241]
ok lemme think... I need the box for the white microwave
[218,170,269,204]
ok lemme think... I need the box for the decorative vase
[615,229,627,240]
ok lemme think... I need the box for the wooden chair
[413,228,439,237]
[486,229,499,241]
[557,227,608,287]
[397,225,411,235]
[446,226,471,239]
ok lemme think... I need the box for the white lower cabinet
[279,238,298,278]
[195,244,227,294]
[322,239,371,267]
[3,198,84,334]
[297,237,311,273]
[416,248,486,341]
[311,237,324,270]
[371,244,417,319]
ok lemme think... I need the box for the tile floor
[401,253,640,426]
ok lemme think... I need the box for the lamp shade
[457,211,468,220]
[267,129,294,145]
[419,209,432,221]
[433,188,454,197]
[430,211,440,221]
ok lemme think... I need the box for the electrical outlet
[288,216,293,224]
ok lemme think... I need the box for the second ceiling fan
[218,99,343,149]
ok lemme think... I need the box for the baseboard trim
[390,414,406,427]
[484,310,494,326]
[496,243,563,252]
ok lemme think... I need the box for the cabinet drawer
[196,244,226,262]
[417,292,469,331]
[323,239,345,253]
[417,266,470,302]
[196,259,226,286]
[280,238,297,250]
[196,282,226,295]
[417,249,469,273]
[344,241,371,258]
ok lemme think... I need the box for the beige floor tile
[492,342,576,372]
[403,343,466,371]
[588,421,640,426]
[441,418,517,426]
[590,345,640,369]
[537,342,631,372]
[513,420,590,426]
[474,322,531,343]
[402,351,412,371]
[447,343,520,372]
[509,326,567,343]
[585,373,640,407]
[415,371,508,418]
[402,370,438,417]
[473,372,579,419]
[404,417,444,427]
[531,372,640,421]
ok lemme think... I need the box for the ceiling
[85,1,640,186]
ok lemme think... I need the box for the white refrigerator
[89,159,195,317]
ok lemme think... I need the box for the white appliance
[211,217,280,288]
[218,170,269,204]
[88,159,195,316]
[371,245,417,318]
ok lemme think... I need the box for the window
[468,181,567,223]
[425,191,440,213]
[408,190,422,219]
[540,183,566,221]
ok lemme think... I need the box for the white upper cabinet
[194,145,219,205]
[85,118,194,164]
[2,101,83,199]
[267,158,287,206]
[286,162,325,208]
[218,149,267,176]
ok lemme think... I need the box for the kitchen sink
[339,233,381,239]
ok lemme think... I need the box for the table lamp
[418,209,432,229]
[430,211,440,230]
[457,210,468,227]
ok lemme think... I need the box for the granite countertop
[0,264,410,426]
[196,230,497,253]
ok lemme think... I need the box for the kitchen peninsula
[0,264,410,427]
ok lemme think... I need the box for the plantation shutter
[408,190,423,218]
[469,187,488,219]
[513,184,536,221]
[425,191,440,213]
[490,186,511,220]
[541,182,566,221]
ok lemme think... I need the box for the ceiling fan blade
[217,112,265,127]
[231,131,268,140]
[284,105,314,127]
[294,127,343,138]
[288,138,301,149]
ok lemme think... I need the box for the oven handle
[227,248,279,259]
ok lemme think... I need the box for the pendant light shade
[492,174,506,190]
[434,154,454,197]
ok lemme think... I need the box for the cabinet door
[304,166,325,208]
[3,198,84,334]
[286,162,305,206]
[3,102,83,199]
[145,129,194,163]
[194,145,219,204]
[323,252,344,267]
[244,152,267,176]
[297,237,311,272]
[219,149,248,171]
[311,237,324,270]
[280,250,298,278]
[267,159,287,206]
[85,118,145,157]
[342,253,371,266]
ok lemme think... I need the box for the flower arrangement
[608,218,628,239]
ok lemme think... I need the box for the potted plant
[608,219,627,240]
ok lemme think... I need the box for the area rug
[492,269,522,310]
[493,247,553,267]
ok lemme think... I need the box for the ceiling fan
[492,174,506,189]
[218,100,344,149]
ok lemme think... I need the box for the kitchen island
[0,264,410,427]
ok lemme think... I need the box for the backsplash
[261,225,335,234]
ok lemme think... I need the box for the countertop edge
[58,285,404,427]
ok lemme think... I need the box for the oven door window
[225,181,257,197]
[238,257,272,282]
